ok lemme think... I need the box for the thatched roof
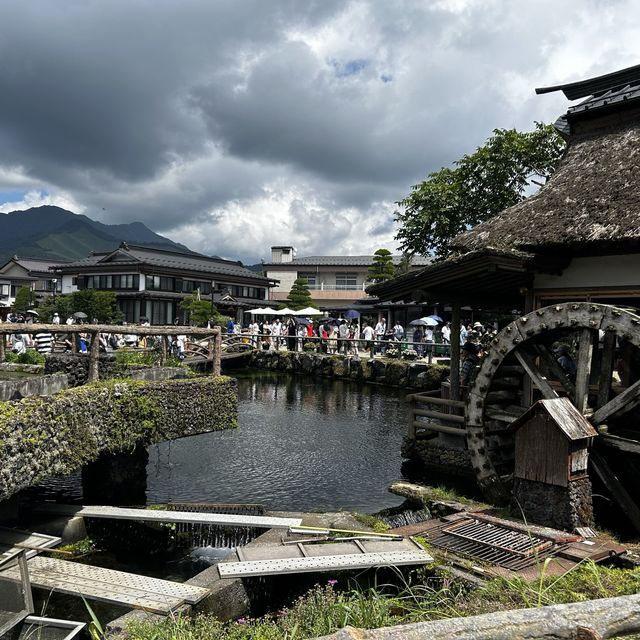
[452,120,640,254]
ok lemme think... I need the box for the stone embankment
[0,370,68,401]
[0,376,238,501]
[248,351,449,390]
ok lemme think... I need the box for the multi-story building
[263,246,431,312]
[0,256,66,311]
[55,243,276,324]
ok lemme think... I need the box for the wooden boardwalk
[36,504,303,529]
[0,556,209,614]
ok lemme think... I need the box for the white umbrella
[249,307,279,315]
[249,307,267,314]
[294,307,323,316]
[275,307,296,316]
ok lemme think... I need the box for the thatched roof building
[371,63,640,310]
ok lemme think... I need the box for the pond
[146,371,409,513]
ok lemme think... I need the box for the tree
[12,286,34,314]
[394,123,566,258]
[179,293,229,327]
[368,248,395,283]
[394,253,413,277]
[286,277,316,311]
[36,290,122,323]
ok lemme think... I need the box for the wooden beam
[533,344,575,396]
[590,450,640,534]
[597,331,617,409]
[574,328,594,413]
[591,377,640,425]
[513,349,559,399]
[597,433,640,455]
[87,331,100,383]
[0,335,4,364]
[413,421,466,437]
[413,409,465,424]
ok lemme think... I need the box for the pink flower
[327,579,338,586]
[237,618,247,625]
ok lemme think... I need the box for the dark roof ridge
[118,243,245,267]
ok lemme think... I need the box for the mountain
[0,206,194,263]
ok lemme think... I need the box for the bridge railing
[0,323,222,381]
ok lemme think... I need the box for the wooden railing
[0,323,222,381]
[406,390,466,439]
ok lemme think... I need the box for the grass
[350,512,391,533]
[125,562,640,640]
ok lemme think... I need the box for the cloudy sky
[1,0,639,263]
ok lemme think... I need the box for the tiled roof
[265,255,432,267]
[56,244,272,283]
[1,256,70,273]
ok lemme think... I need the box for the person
[393,321,404,342]
[176,334,187,360]
[362,322,375,358]
[460,341,481,386]
[338,320,349,353]
[412,326,424,357]
[286,318,296,351]
[34,330,53,354]
[424,325,434,358]
[374,317,387,355]
[460,323,468,344]
[66,315,74,325]
[226,318,235,335]
[271,318,282,350]
[328,325,338,354]
[296,322,307,351]
[556,344,577,383]
[52,312,61,325]
[441,321,451,355]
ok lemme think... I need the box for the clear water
[146,371,408,513]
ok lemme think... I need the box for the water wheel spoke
[513,348,559,399]
[574,328,595,414]
[533,344,576,396]
[596,331,617,409]
[591,377,640,425]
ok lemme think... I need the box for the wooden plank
[591,378,640,426]
[413,409,465,424]
[590,451,640,534]
[597,331,617,409]
[0,527,61,561]
[217,550,433,578]
[513,349,559,399]
[411,395,465,408]
[88,331,100,383]
[413,421,466,437]
[35,504,302,529]
[597,433,640,455]
[574,328,594,414]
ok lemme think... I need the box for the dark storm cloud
[0,0,638,262]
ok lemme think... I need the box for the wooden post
[160,335,168,365]
[597,331,617,409]
[575,328,594,413]
[0,331,5,363]
[88,331,100,383]
[450,303,461,401]
[212,330,221,377]
[408,395,416,439]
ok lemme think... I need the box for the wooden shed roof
[507,398,598,440]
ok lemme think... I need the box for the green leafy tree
[179,293,229,327]
[368,249,395,283]
[12,286,35,314]
[36,295,73,322]
[394,253,413,277]
[37,290,122,323]
[394,122,566,258]
[286,277,316,311]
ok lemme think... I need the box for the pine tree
[368,249,395,283]
[286,277,316,310]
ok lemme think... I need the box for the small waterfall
[381,507,432,528]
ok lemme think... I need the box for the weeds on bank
[125,562,640,640]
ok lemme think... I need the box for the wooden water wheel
[465,302,640,530]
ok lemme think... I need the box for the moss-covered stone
[0,376,238,501]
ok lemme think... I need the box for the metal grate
[428,517,564,570]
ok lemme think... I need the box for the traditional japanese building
[54,243,276,324]
[0,256,67,311]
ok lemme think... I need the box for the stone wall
[0,376,238,501]
[248,351,449,390]
[44,353,187,387]
[511,476,594,531]
[402,436,472,475]
[0,372,68,401]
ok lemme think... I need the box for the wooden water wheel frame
[465,302,640,527]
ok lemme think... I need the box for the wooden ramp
[0,527,60,560]
[0,556,209,615]
[36,504,302,529]
[219,537,433,578]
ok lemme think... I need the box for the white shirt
[374,322,386,337]
[441,325,451,342]
[362,326,375,341]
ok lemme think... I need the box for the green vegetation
[36,289,123,323]
[126,562,640,640]
[351,512,391,534]
[12,286,35,314]
[113,349,184,370]
[368,248,395,283]
[54,537,97,558]
[395,123,565,258]
[4,350,45,365]
[286,277,317,311]
[179,292,230,327]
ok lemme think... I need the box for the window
[84,274,139,289]
[0,284,9,297]
[335,273,357,289]
[299,272,317,286]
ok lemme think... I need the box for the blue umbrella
[344,309,360,319]
[427,315,443,322]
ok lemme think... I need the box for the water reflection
[147,371,408,513]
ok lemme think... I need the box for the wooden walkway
[0,556,209,614]
[219,537,433,578]
[36,504,302,529]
